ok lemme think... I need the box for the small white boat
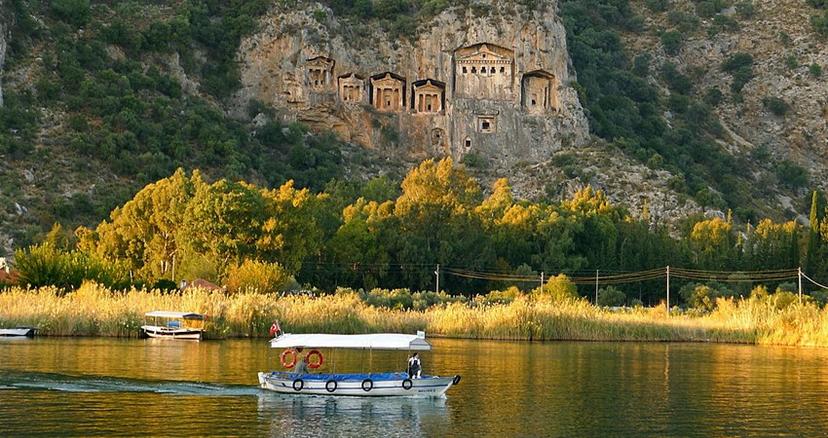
[0,327,37,337]
[140,311,206,341]
[257,331,460,397]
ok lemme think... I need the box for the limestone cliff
[0,0,8,107]
[236,2,590,169]
[628,0,828,199]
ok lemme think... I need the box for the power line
[802,272,828,290]
[301,261,805,287]
[442,266,801,286]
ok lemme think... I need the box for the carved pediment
[413,79,445,93]
[524,69,555,80]
[455,43,514,62]
[306,56,335,69]
[371,72,406,87]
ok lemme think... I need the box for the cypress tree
[805,190,825,275]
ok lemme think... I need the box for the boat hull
[0,327,37,337]
[257,371,459,398]
[140,325,203,341]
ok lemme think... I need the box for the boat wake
[0,371,260,396]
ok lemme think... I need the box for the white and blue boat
[257,332,460,397]
[0,326,37,337]
[140,311,206,341]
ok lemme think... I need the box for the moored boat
[140,311,206,341]
[0,327,37,337]
[257,331,460,397]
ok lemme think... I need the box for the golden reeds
[3,282,828,346]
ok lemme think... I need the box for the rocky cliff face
[0,0,8,107]
[236,2,589,170]
[630,0,828,194]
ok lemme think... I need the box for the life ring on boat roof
[292,379,304,391]
[306,349,324,369]
[361,379,373,392]
[280,348,297,368]
[402,379,413,390]
[326,380,337,393]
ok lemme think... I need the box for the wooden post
[798,266,803,304]
[595,269,599,305]
[666,265,671,315]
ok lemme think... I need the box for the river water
[2,337,828,437]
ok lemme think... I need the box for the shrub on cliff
[812,11,828,37]
[721,52,754,93]
[775,160,809,189]
[763,96,789,116]
[660,31,683,55]
[50,0,90,27]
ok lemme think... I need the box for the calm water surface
[2,337,828,436]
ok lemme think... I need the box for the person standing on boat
[407,353,422,379]
[294,354,309,375]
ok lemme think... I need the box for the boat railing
[265,371,415,382]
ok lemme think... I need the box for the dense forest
[10,158,828,308]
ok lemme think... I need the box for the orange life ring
[280,348,297,368]
[306,349,324,369]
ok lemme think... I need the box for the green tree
[225,259,293,293]
[393,158,489,289]
[597,286,626,306]
[327,198,395,290]
[806,191,826,275]
[50,0,90,27]
[78,168,201,281]
[538,274,580,301]
[689,216,734,269]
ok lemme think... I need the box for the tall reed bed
[3,283,828,347]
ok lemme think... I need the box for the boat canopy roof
[144,311,205,320]
[269,332,432,351]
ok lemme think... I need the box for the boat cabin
[141,311,206,341]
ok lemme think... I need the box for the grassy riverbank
[2,283,828,347]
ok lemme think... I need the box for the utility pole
[595,269,599,305]
[666,265,671,315]
[798,266,803,304]
[435,264,440,294]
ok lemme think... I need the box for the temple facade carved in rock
[305,56,334,91]
[453,43,515,101]
[243,25,586,167]
[300,43,560,122]
[412,79,445,114]
[370,72,406,112]
[338,73,364,104]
